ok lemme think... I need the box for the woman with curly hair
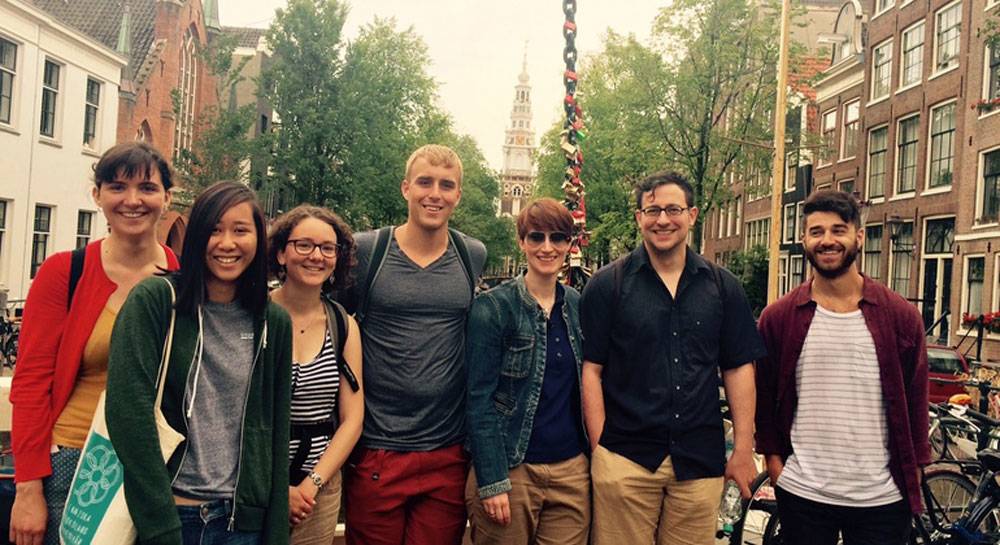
[268,205,364,544]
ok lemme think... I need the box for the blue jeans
[177,500,261,545]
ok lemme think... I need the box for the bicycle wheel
[964,494,1000,543]
[730,472,778,545]
[912,469,977,544]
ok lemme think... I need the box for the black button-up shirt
[580,245,766,479]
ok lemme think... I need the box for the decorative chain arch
[561,0,589,287]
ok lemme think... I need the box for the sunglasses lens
[551,233,571,244]
[527,232,546,244]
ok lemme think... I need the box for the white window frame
[975,145,1000,228]
[840,100,860,160]
[820,109,837,167]
[875,0,895,17]
[0,35,17,127]
[39,58,62,140]
[894,114,920,196]
[790,255,804,290]
[83,77,101,150]
[981,43,1000,118]
[735,196,742,236]
[932,0,962,77]
[926,99,957,192]
[31,204,53,279]
[871,39,893,103]
[862,223,884,281]
[795,202,804,243]
[838,179,856,194]
[899,21,925,90]
[783,203,796,243]
[866,124,889,201]
[779,254,789,296]
[785,151,797,192]
[960,254,987,328]
[76,210,94,249]
[888,221,914,296]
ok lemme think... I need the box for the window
[896,116,919,194]
[784,203,796,243]
[0,201,7,268]
[980,149,1000,224]
[76,211,94,249]
[785,152,797,191]
[986,44,1000,102]
[173,29,198,159]
[890,222,913,295]
[876,0,894,15]
[83,78,100,148]
[921,218,954,337]
[841,101,860,159]
[867,126,888,199]
[863,224,883,281]
[934,2,961,73]
[779,255,789,295]
[820,110,837,166]
[965,256,985,317]
[735,196,742,235]
[790,255,804,290]
[31,205,52,278]
[900,22,925,87]
[39,60,59,137]
[928,102,955,189]
[871,40,893,101]
[745,218,770,250]
[796,202,804,242]
[0,37,15,125]
[839,179,855,194]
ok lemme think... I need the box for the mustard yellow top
[52,305,116,448]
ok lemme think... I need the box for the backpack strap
[67,246,86,309]
[448,228,476,299]
[356,226,394,325]
[323,297,359,393]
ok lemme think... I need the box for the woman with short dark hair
[10,141,179,545]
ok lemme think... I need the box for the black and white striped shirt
[777,305,902,506]
[289,330,339,472]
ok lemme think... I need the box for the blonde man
[341,145,487,545]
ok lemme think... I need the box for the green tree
[727,245,769,316]
[172,33,256,203]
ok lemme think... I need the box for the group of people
[7,139,928,545]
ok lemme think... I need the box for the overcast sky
[218,1,663,171]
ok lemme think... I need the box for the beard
[805,244,860,279]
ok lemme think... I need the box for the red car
[927,344,971,403]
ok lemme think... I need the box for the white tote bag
[60,278,184,545]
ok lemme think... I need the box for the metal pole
[767,0,792,305]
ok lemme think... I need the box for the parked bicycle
[0,312,17,370]
[912,452,1000,544]
[929,378,1000,462]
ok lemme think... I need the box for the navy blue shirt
[524,286,587,463]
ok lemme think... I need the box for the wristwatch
[307,471,325,489]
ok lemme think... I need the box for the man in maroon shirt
[755,190,929,545]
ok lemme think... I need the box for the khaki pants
[591,445,723,545]
[291,471,343,545]
[466,453,590,545]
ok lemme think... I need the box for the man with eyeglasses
[339,144,486,545]
[580,171,765,544]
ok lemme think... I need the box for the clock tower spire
[499,48,536,217]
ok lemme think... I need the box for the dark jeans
[775,485,911,545]
[177,500,261,545]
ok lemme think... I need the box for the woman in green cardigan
[106,181,293,545]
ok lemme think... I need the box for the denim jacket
[465,275,585,499]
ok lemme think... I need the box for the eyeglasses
[287,239,340,258]
[639,205,689,218]
[524,231,573,248]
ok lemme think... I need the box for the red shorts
[344,444,468,545]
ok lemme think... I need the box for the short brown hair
[803,190,861,227]
[404,144,463,183]
[93,141,173,190]
[268,205,356,294]
[516,198,574,239]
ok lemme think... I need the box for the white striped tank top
[288,330,340,472]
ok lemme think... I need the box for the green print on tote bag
[60,278,183,545]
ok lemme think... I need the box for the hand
[765,456,784,488]
[11,481,46,545]
[725,449,757,499]
[288,485,316,527]
[481,493,511,526]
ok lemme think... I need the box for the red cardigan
[10,239,179,482]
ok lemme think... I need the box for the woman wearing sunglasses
[267,205,363,544]
[465,198,589,544]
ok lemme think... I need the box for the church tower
[499,52,536,217]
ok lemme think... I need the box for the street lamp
[885,215,913,253]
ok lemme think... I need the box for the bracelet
[307,471,325,489]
